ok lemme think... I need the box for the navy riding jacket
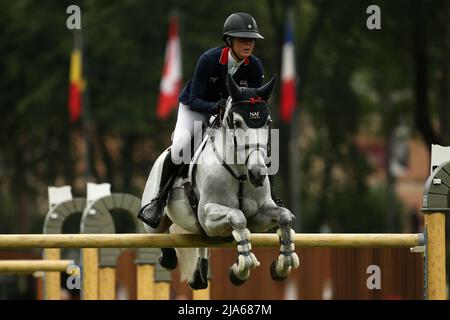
[179,46,264,114]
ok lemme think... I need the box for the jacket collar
[219,47,249,66]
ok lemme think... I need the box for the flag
[156,13,182,119]
[280,17,297,123]
[68,34,83,123]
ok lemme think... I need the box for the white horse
[141,74,299,288]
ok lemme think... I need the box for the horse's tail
[170,224,199,283]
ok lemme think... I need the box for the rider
[138,12,284,228]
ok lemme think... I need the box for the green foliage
[303,183,404,233]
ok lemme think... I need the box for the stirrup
[137,196,164,228]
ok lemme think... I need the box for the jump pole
[0,259,75,300]
[0,233,423,249]
[0,260,74,274]
[0,233,425,300]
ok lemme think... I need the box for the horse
[141,74,299,289]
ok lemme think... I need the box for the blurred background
[0,0,448,299]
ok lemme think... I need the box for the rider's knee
[171,141,191,165]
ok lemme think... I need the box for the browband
[229,99,269,128]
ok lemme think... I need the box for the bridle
[226,97,272,158]
[208,98,272,210]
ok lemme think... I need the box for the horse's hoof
[159,248,177,270]
[270,261,288,282]
[189,258,208,290]
[189,275,208,290]
[228,267,247,286]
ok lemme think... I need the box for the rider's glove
[210,98,227,115]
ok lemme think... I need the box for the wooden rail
[0,260,74,273]
[0,233,423,249]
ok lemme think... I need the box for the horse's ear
[256,74,278,100]
[226,74,242,101]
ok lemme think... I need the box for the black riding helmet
[222,12,264,44]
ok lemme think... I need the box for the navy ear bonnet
[229,98,269,128]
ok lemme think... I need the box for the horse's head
[222,74,278,187]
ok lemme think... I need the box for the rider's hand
[210,98,227,115]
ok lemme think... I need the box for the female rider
[138,12,283,228]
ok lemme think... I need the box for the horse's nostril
[250,165,266,177]
[248,166,266,187]
[249,168,258,179]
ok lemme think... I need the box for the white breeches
[171,103,209,164]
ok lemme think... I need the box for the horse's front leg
[248,199,300,281]
[200,203,260,286]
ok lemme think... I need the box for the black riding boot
[138,152,181,228]
[268,175,286,208]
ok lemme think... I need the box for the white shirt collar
[228,51,244,75]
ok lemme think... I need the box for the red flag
[280,18,296,123]
[156,14,182,119]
